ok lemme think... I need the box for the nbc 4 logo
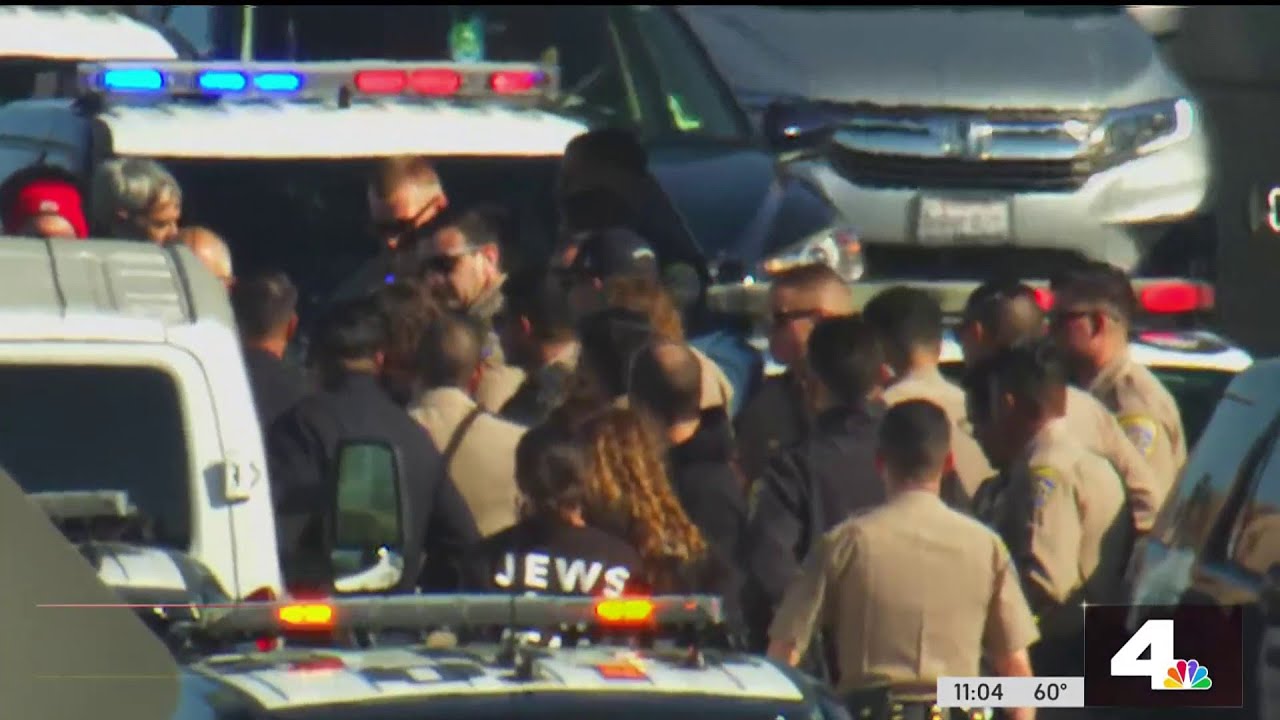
[1111,619,1213,691]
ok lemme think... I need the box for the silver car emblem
[943,118,994,159]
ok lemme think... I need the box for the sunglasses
[422,251,469,276]
[771,308,822,327]
[372,195,447,241]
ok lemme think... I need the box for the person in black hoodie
[460,421,643,597]
[741,315,890,652]
[266,297,480,594]
[627,340,746,562]
[230,272,309,431]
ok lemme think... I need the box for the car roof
[0,7,178,60]
[94,100,587,160]
[192,645,806,712]
[936,327,1253,373]
[0,236,234,342]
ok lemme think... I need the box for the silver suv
[685,5,1212,280]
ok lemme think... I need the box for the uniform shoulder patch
[1118,413,1160,459]
[1029,465,1059,510]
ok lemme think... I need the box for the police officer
[743,316,888,653]
[735,263,855,482]
[960,278,1164,534]
[863,285,993,505]
[267,297,480,592]
[964,341,1132,678]
[1049,263,1187,498]
[766,400,1038,720]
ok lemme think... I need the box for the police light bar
[199,594,722,637]
[1034,279,1215,316]
[76,60,559,102]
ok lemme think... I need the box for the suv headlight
[759,227,864,283]
[1093,97,1194,161]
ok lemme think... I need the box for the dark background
[1083,604,1244,708]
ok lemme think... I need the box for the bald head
[771,263,854,315]
[961,280,1046,366]
[176,226,233,287]
[418,311,485,390]
[628,341,702,426]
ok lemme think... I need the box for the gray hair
[89,158,182,229]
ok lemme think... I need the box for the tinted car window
[1226,426,1280,577]
[223,6,751,141]
[1148,367,1236,448]
[166,156,561,318]
[0,365,189,548]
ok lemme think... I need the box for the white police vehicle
[0,237,283,601]
[749,277,1250,447]
[0,57,587,314]
[0,6,182,104]
[167,595,861,720]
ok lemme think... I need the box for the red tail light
[489,71,541,94]
[244,586,280,652]
[1032,287,1054,311]
[354,70,407,94]
[409,69,462,96]
[1138,281,1214,315]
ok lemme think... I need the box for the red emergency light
[1138,280,1214,315]
[1031,287,1054,311]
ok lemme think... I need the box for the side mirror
[330,441,408,594]
[762,98,833,152]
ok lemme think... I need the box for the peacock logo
[1163,659,1212,690]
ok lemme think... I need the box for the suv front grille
[827,104,1103,193]
[830,145,1096,193]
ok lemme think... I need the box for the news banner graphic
[1084,604,1242,708]
[939,604,1243,709]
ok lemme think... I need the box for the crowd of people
[0,127,1191,719]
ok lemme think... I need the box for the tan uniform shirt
[768,490,1039,695]
[1005,420,1131,638]
[883,367,994,501]
[1088,353,1187,501]
[1062,385,1163,533]
[469,278,527,413]
[693,346,734,411]
[410,387,524,537]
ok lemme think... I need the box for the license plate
[917,197,1010,243]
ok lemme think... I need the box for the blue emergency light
[79,60,557,103]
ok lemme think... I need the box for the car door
[1217,430,1280,717]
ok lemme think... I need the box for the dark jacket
[741,401,887,642]
[242,346,309,432]
[667,408,747,561]
[459,517,643,596]
[734,371,813,483]
[266,371,480,593]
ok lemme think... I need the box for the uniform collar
[469,274,508,323]
[1018,417,1069,466]
[889,488,945,507]
[416,386,478,413]
[1087,349,1132,395]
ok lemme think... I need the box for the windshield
[0,364,190,548]
[166,156,560,313]
[208,5,752,143]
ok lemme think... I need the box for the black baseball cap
[566,226,659,281]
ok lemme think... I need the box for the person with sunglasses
[734,263,855,484]
[411,205,526,413]
[742,315,890,656]
[1049,262,1187,505]
[961,278,1164,534]
[330,155,449,305]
